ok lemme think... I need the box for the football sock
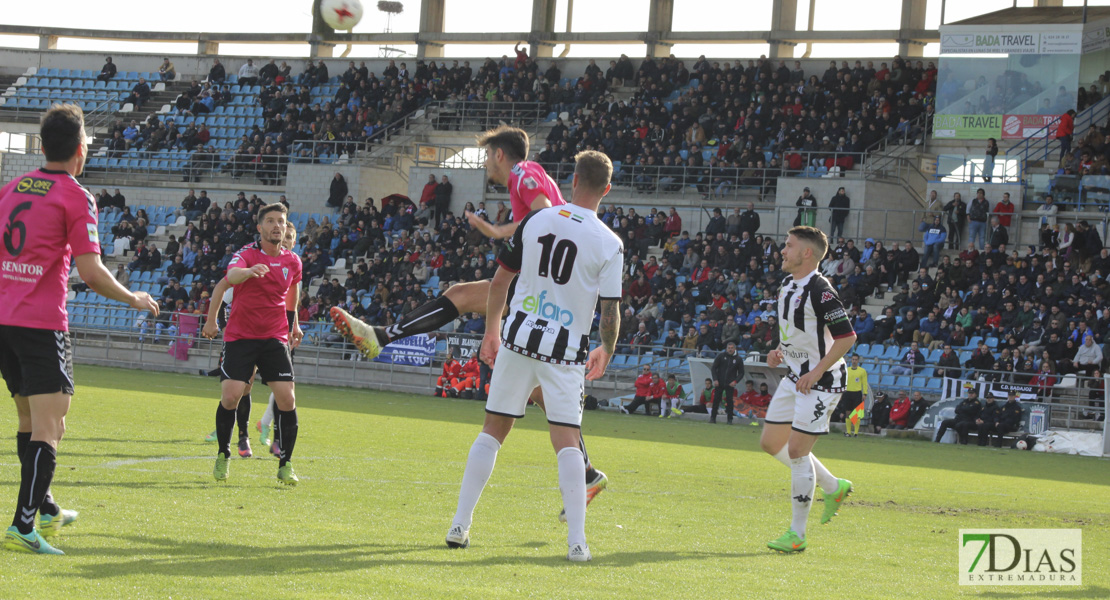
[578,433,597,482]
[453,432,500,530]
[557,446,588,548]
[17,433,58,517]
[236,393,251,439]
[385,295,459,343]
[275,408,299,467]
[261,394,276,429]
[12,442,56,535]
[811,454,838,494]
[772,445,791,468]
[790,455,815,537]
[215,404,236,458]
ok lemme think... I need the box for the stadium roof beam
[0,23,940,57]
[769,0,798,59]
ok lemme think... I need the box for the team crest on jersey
[282,267,289,280]
[522,176,539,190]
[821,291,835,303]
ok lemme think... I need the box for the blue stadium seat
[894,376,911,390]
[882,345,901,360]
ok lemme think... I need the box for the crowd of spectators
[534,55,937,197]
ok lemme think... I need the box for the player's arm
[586,298,621,381]
[467,194,551,240]
[796,287,857,393]
[227,264,268,284]
[287,281,303,348]
[75,253,158,316]
[480,266,515,367]
[201,277,230,339]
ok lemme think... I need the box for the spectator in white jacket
[238,59,260,86]
[1036,194,1058,228]
[1074,334,1104,377]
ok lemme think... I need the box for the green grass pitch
[0,365,1107,599]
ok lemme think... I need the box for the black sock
[237,394,251,439]
[12,442,56,535]
[275,408,299,467]
[386,296,459,342]
[16,433,58,516]
[215,404,236,458]
[579,433,598,482]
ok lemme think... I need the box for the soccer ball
[321,0,364,30]
[1015,440,1027,450]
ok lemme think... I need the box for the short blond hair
[574,150,612,192]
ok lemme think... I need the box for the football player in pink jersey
[1,105,158,554]
[332,126,608,521]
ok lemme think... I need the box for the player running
[445,151,622,562]
[332,126,608,519]
[1,105,158,554]
[761,227,855,553]
[202,204,303,485]
[203,223,297,459]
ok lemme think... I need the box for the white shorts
[484,345,585,428]
[765,376,842,435]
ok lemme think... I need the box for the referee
[836,354,869,432]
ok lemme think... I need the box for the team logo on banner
[1028,405,1048,435]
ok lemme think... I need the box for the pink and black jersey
[0,168,100,331]
[508,161,565,221]
[225,242,302,343]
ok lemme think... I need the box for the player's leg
[448,349,532,548]
[236,379,254,458]
[539,361,591,561]
[259,339,298,484]
[260,392,276,448]
[6,392,69,555]
[333,280,489,359]
[531,387,602,484]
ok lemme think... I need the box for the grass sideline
[0,365,1105,599]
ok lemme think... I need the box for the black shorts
[0,326,75,397]
[220,339,294,384]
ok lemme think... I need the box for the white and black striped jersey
[496,203,624,365]
[777,269,855,392]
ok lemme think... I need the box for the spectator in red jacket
[691,259,712,284]
[664,207,682,241]
[993,192,1015,227]
[889,392,912,429]
[435,350,462,397]
[622,366,656,415]
[1056,109,1075,158]
[417,173,437,222]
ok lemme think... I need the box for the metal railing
[934,154,1021,184]
[1014,94,1110,166]
[422,100,548,132]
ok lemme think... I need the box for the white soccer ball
[1015,439,1027,450]
[321,0,364,30]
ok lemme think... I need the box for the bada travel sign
[933,114,1001,139]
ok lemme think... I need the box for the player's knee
[759,437,780,455]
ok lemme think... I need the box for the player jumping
[762,227,855,553]
[202,203,303,485]
[331,126,608,520]
[446,150,623,561]
[1,105,159,554]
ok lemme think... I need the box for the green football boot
[3,527,64,555]
[204,430,217,442]
[821,479,853,525]
[767,529,807,553]
[213,454,230,481]
[39,509,78,538]
[277,463,298,486]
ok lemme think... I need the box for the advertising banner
[940,31,1082,55]
[1001,114,1060,139]
[376,334,436,366]
[933,114,1002,139]
[447,334,482,358]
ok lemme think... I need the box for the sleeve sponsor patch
[820,291,836,303]
[86,223,99,243]
[522,176,539,190]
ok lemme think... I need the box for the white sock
[557,446,587,548]
[452,432,500,530]
[261,393,276,428]
[671,398,681,411]
[790,455,815,537]
[772,445,791,468]
[811,454,838,494]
